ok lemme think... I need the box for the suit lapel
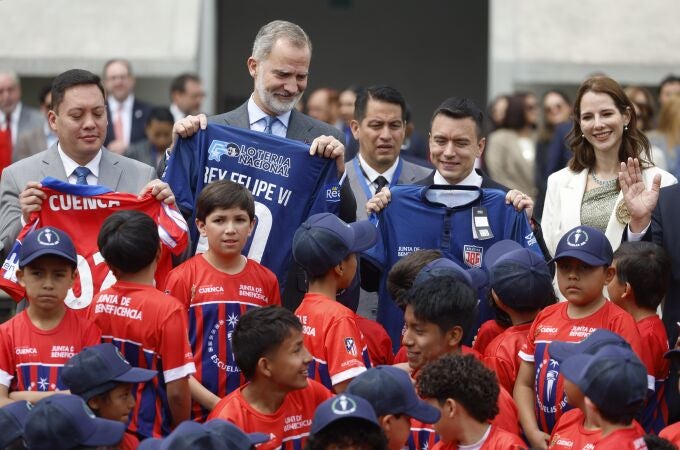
[287,110,313,143]
[560,169,588,230]
[98,150,122,189]
[41,144,69,181]
[223,103,250,129]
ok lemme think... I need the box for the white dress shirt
[107,95,134,145]
[247,96,291,137]
[429,169,483,207]
[58,144,101,185]
[358,154,400,195]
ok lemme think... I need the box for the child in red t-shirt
[560,345,648,450]
[208,306,332,450]
[417,354,525,450]
[292,213,376,393]
[515,226,643,449]
[0,227,101,407]
[90,211,195,438]
[660,348,680,447]
[164,180,280,420]
[607,241,671,433]
[547,329,645,450]
[482,240,555,394]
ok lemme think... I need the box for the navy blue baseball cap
[293,213,377,277]
[23,394,126,450]
[561,345,647,417]
[62,343,157,401]
[204,419,271,450]
[549,226,613,266]
[19,226,77,268]
[0,400,31,448]
[549,329,631,363]
[484,240,553,310]
[138,420,229,450]
[311,393,380,434]
[414,258,472,287]
[346,366,441,423]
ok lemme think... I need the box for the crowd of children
[2,178,680,450]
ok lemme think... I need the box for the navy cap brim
[112,366,157,384]
[20,248,77,268]
[548,341,580,363]
[559,353,593,389]
[81,417,126,447]
[405,399,441,424]
[248,432,271,445]
[548,250,609,266]
[138,437,163,450]
[484,240,524,270]
[348,220,378,253]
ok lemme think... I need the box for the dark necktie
[74,166,91,185]
[263,116,275,134]
[374,175,389,193]
[4,112,11,143]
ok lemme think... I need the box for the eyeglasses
[544,103,566,113]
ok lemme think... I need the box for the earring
[624,125,629,131]
[581,133,585,138]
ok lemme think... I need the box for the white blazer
[542,166,677,257]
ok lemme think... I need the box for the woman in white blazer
[542,77,677,257]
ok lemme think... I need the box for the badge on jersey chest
[463,245,483,268]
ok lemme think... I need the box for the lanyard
[353,157,403,201]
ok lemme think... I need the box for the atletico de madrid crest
[344,337,358,356]
[463,245,483,268]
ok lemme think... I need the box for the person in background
[339,85,361,159]
[647,96,680,178]
[0,71,44,161]
[169,73,205,122]
[125,106,175,170]
[14,84,58,161]
[658,74,680,109]
[306,87,342,129]
[625,85,657,132]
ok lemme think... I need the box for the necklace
[590,171,617,186]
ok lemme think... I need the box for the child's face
[605,260,627,306]
[383,414,413,450]
[197,207,254,259]
[563,378,585,411]
[402,305,449,371]
[338,253,357,289]
[424,398,455,444]
[265,327,312,391]
[17,256,76,311]
[555,257,613,307]
[145,119,173,153]
[89,383,135,424]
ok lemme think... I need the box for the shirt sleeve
[82,319,102,347]
[324,316,367,386]
[518,318,538,362]
[611,312,644,363]
[0,325,15,387]
[268,276,281,306]
[159,305,196,382]
[164,269,192,310]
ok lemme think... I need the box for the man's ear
[247,57,258,78]
[443,398,457,419]
[604,266,616,285]
[445,326,463,350]
[257,356,272,378]
[622,281,634,300]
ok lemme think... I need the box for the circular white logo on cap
[331,395,357,415]
[37,228,60,246]
[566,228,588,247]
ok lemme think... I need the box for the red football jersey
[165,255,280,421]
[0,309,100,392]
[473,320,508,355]
[89,281,196,438]
[483,322,532,393]
[356,316,394,366]
[0,180,188,307]
[429,425,525,450]
[659,421,680,447]
[294,293,370,390]
[637,315,669,433]
[594,426,647,449]
[549,408,646,450]
[518,301,642,434]
[207,379,332,450]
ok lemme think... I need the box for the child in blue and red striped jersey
[607,241,671,434]
[164,180,280,421]
[89,211,195,439]
[0,227,100,407]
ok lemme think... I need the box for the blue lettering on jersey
[163,124,340,289]
[362,185,541,352]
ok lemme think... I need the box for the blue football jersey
[363,184,540,351]
[163,124,341,289]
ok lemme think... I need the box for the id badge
[472,207,494,240]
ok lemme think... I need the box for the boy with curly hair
[417,354,525,449]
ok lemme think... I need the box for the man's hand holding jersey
[169,114,346,175]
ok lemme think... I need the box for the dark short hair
[354,85,407,122]
[643,434,677,450]
[430,97,484,139]
[146,106,174,126]
[305,418,387,450]
[51,69,105,113]
[196,180,255,222]
[405,276,477,339]
[386,249,442,307]
[659,74,680,93]
[501,92,533,130]
[417,354,499,423]
[38,83,52,105]
[170,73,201,94]
[98,210,159,274]
[233,306,302,380]
[613,242,670,310]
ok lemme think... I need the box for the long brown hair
[567,76,652,172]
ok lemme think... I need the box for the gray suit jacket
[14,126,47,162]
[0,144,157,256]
[15,106,44,160]
[346,157,430,220]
